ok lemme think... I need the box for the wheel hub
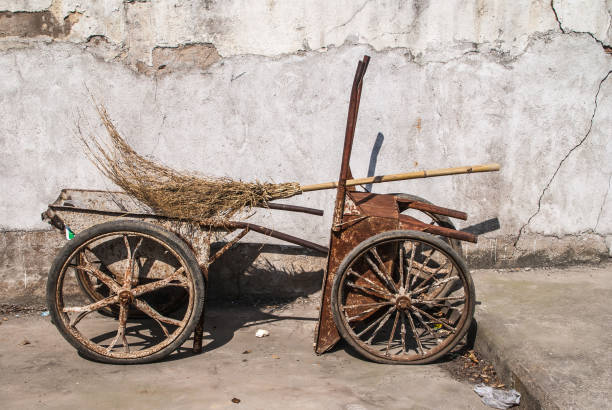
[118,290,134,304]
[395,295,412,310]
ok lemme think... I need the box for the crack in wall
[595,174,611,232]
[326,0,372,34]
[514,70,612,246]
[550,0,612,52]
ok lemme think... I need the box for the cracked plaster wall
[1,0,612,289]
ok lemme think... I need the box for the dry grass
[79,103,302,223]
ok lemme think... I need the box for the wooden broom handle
[300,163,501,192]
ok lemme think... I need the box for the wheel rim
[337,236,471,362]
[53,231,195,360]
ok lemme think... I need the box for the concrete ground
[2,262,611,409]
[473,262,612,409]
[0,296,487,410]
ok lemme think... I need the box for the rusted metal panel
[349,192,399,220]
[315,212,398,354]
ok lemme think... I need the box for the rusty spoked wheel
[47,220,205,364]
[331,230,474,364]
[75,248,188,318]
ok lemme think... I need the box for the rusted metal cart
[43,56,496,365]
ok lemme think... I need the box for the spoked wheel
[75,248,188,318]
[47,220,205,364]
[331,230,475,364]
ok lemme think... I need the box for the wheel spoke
[410,258,452,287]
[125,237,143,289]
[411,309,437,340]
[414,300,459,309]
[405,242,416,291]
[347,268,392,296]
[425,296,465,302]
[412,275,459,297]
[366,307,395,343]
[366,249,398,293]
[411,306,456,333]
[356,306,396,338]
[77,253,122,293]
[107,304,129,353]
[347,282,393,300]
[342,301,393,310]
[70,310,93,328]
[133,298,182,327]
[63,295,119,313]
[398,244,405,291]
[410,249,436,289]
[411,259,454,295]
[132,267,187,297]
[400,311,407,353]
[385,311,400,356]
[406,311,424,355]
[123,235,131,263]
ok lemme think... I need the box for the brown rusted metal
[265,203,324,216]
[396,198,468,221]
[315,213,399,354]
[227,221,328,254]
[332,56,370,232]
[349,192,399,219]
[398,214,477,243]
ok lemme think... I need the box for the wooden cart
[42,56,498,364]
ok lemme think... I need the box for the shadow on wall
[207,243,326,302]
[364,132,385,192]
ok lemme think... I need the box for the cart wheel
[47,220,205,364]
[331,230,474,364]
[75,247,188,318]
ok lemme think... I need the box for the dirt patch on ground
[0,302,47,316]
[442,348,505,387]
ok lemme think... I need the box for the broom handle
[300,163,500,192]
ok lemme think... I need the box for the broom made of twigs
[80,104,499,223]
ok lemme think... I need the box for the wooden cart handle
[300,163,501,192]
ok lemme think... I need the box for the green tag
[65,226,75,240]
